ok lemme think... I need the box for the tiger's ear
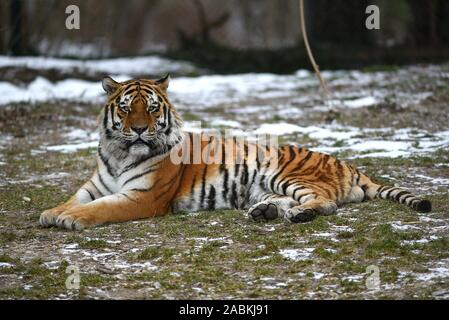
[155,73,170,91]
[102,76,120,95]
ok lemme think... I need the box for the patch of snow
[342,96,378,108]
[276,107,303,117]
[313,272,326,280]
[343,274,364,282]
[252,256,271,261]
[418,216,442,223]
[169,73,316,107]
[413,174,449,186]
[0,55,197,77]
[415,267,449,281]
[295,69,312,78]
[349,140,409,152]
[0,71,316,107]
[192,287,204,293]
[390,222,421,231]
[43,261,61,270]
[332,226,354,233]
[355,150,412,158]
[42,172,71,180]
[231,105,271,114]
[46,141,98,153]
[0,262,14,268]
[64,128,99,142]
[210,119,241,128]
[263,282,288,290]
[402,235,439,245]
[312,232,335,237]
[252,123,360,140]
[64,243,79,250]
[260,277,276,281]
[254,123,306,135]
[193,237,230,242]
[113,261,158,271]
[91,252,117,261]
[0,77,106,105]
[279,248,314,261]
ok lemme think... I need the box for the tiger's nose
[131,126,147,135]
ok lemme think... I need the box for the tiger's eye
[118,103,130,113]
[147,104,159,113]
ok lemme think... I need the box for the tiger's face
[100,75,183,158]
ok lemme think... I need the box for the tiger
[39,74,432,231]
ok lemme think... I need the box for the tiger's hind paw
[248,202,279,222]
[285,207,317,223]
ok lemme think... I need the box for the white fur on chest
[96,152,167,193]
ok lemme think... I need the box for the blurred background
[1,0,449,73]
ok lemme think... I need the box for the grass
[0,195,447,299]
[0,256,114,299]
[1,71,449,299]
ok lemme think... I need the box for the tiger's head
[100,74,183,159]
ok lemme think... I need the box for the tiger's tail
[356,171,432,213]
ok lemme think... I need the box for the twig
[299,0,331,104]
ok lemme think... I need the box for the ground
[0,59,448,299]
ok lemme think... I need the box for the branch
[299,0,331,103]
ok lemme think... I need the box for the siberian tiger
[39,75,432,230]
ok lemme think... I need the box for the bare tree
[0,2,4,53]
[177,0,230,48]
[9,0,28,55]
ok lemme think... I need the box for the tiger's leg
[54,190,168,231]
[248,194,298,222]
[284,195,337,223]
[40,178,103,227]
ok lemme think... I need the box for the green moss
[0,254,18,264]
[0,185,69,212]
[137,246,176,261]
[337,231,355,239]
[332,140,345,147]
[78,239,109,249]
[82,274,113,287]
[314,247,334,259]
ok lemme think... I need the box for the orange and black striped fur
[40,75,432,230]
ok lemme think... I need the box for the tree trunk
[427,0,438,45]
[9,0,26,55]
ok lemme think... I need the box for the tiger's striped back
[170,132,431,216]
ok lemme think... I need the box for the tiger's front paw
[40,208,65,227]
[55,209,94,231]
